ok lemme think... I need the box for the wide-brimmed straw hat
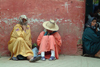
[43,20,59,31]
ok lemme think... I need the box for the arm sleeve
[12,25,26,38]
[54,32,62,47]
[85,28,100,42]
[25,26,32,48]
[97,31,100,36]
[37,32,44,46]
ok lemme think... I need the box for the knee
[41,36,49,43]
[42,36,48,40]
[16,37,24,41]
[49,35,54,39]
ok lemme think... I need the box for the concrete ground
[0,55,100,67]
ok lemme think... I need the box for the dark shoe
[41,57,46,61]
[36,55,41,60]
[49,56,56,61]
[29,57,41,62]
[11,57,18,61]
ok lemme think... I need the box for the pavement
[0,55,100,67]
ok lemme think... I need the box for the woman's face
[22,19,27,23]
[91,20,97,26]
[47,30,53,33]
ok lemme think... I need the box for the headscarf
[18,15,28,25]
[85,17,97,30]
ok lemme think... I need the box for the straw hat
[43,20,59,31]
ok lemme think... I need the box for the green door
[85,0,93,16]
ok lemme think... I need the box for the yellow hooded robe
[8,24,33,58]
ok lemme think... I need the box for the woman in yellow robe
[8,15,40,62]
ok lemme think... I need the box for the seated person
[37,20,62,61]
[8,15,40,62]
[82,17,100,57]
[95,10,100,22]
[32,43,41,58]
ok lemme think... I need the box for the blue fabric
[32,47,39,57]
[41,57,46,61]
[11,57,18,60]
[44,31,57,36]
[44,31,48,36]
[49,56,55,60]
[82,27,100,55]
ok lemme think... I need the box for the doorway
[85,0,100,25]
